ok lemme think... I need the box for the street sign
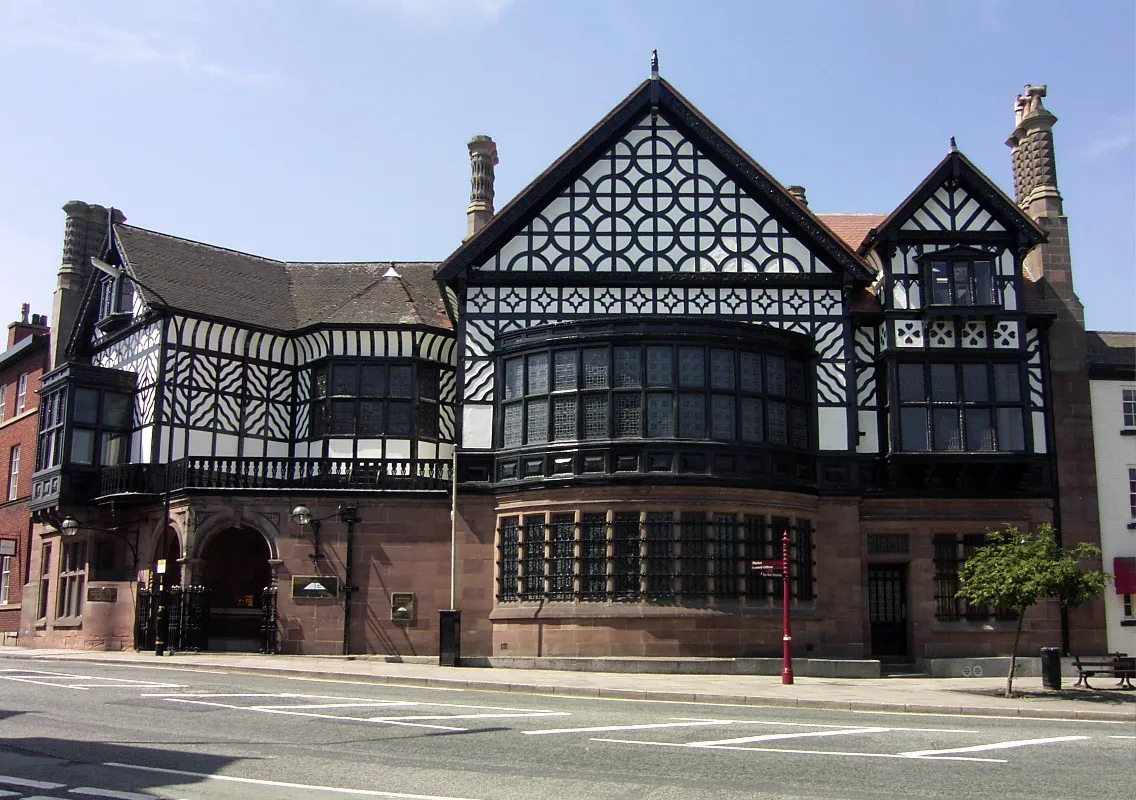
[292,575,340,599]
[750,559,785,574]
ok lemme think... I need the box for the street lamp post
[290,504,360,656]
[60,515,140,575]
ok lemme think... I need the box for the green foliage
[958,523,1107,614]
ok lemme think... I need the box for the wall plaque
[292,575,340,599]
[391,592,415,621]
[0,539,15,556]
[87,587,118,603]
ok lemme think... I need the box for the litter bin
[439,609,461,667]
[1040,646,1061,690]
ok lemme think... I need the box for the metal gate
[133,585,210,652]
[260,586,278,654]
[868,566,907,657]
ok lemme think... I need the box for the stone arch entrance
[201,527,272,652]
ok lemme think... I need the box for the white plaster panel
[187,430,212,457]
[462,404,494,449]
[214,434,238,457]
[1032,412,1047,454]
[856,410,879,454]
[385,439,410,459]
[356,440,382,458]
[327,439,353,458]
[817,407,848,451]
[418,441,437,460]
[266,440,288,458]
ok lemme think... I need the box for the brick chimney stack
[52,201,125,367]
[465,135,498,240]
[7,304,49,348]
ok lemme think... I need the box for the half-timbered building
[20,69,1106,665]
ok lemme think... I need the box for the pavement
[3,645,1134,723]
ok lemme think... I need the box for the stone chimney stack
[52,201,125,367]
[466,135,498,240]
[786,185,808,207]
[7,304,49,348]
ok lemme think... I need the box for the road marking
[674,717,978,734]
[255,702,419,710]
[525,720,734,736]
[162,699,468,730]
[688,727,892,747]
[0,670,183,690]
[0,776,65,790]
[591,738,1006,762]
[105,762,485,799]
[1108,735,1136,739]
[0,791,19,798]
[70,787,162,799]
[900,735,1091,758]
[369,712,570,722]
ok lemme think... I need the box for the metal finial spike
[949,136,958,152]
[650,49,659,79]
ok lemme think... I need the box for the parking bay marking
[0,670,183,690]
[900,736,1091,758]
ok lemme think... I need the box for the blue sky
[1,0,1132,331]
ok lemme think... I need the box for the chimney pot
[466,136,498,240]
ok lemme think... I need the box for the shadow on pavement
[946,686,1136,705]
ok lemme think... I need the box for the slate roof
[1086,330,1136,378]
[112,224,448,332]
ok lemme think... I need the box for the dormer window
[925,250,996,307]
[96,273,133,331]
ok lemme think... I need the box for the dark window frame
[308,358,442,442]
[922,248,998,308]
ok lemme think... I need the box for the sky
[0,0,1133,333]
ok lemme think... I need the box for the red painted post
[782,530,794,685]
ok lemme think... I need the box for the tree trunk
[1006,608,1026,698]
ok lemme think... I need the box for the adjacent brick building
[18,72,1108,666]
[0,306,50,639]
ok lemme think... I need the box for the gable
[478,113,832,276]
[900,184,1007,234]
[439,78,871,283]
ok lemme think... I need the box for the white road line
[900,735,1091,757]
[0,790,20,798]
[254,702,419,711]
[1108,735,1136,739]
[0,775,65,789]
[674,717,978,734]
[0,677,89,688]
[70,787,160,799]
[525,721,734,736]
[590,738,1006,762]
[104,762,485,799]
[163,699,467,731]
[369,712,570,722]
[689,727,892,747]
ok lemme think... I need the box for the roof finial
[650,49,659,80]
[949,136,958,153]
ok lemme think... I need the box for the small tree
[957,523,1107,697]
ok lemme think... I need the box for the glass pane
[330,400,355,435]
[503,403,522,446]
[100,432,129,465]
[614,347,641,388]
[930,261,951,304]
[740,352,763,393]
[933,408,961,451]
[360,365,386,396]
[102,392,132,427]
[583,394,608,439]
[678,347,704,388]
[953,262,972,305]
[790,406,808,449]
[527,353,549,394]
[310,403,326,438]
[553,351,577,390]
[710,395,735,441]
[387,401,412,436]
[766,355,786,396]
[930,364,957,402]
[897,364,925,403]
[312,365,327,400]
[966,408,994,451]
[389,366,413,397]
[646,393,673,438]
[962,364,989,402]
[710,349,734,390]
[614,394,641,437]
[974,261,995,305]
[678,394,705,438]
[416,403,438,439]
[552,396,577,440]
[646,346,673,387]
[526,399,548,443]
[417,365,438,400]
[741,397,763,442]
[359,400,383,436]
[331,364,357,395]
[71,428,95,464]
[788,361,806,401]
[993,364,1020,402]
[582,348,608,389]
[504,358,523,401]
[900,408,929,451]
[997,407,1025,451]
[767,401,787,444]
[74,388,99,425]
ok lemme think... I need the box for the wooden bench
[1072,652,1135,689]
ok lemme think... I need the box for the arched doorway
[201,527,271,652]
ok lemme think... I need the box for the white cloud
[1080,114,1135,160]
[0,0,277,86]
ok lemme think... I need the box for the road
[1,659,1132,799]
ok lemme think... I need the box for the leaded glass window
[308,359,445,444]
[679,513,708,597]
[583,394,608,439]
[549,514,575,600]
[505,358,523,401]
[503,403,522,446]
[644,512,673,597]
[614,347,641,388]
[710,349,734,390]
[554,350,577,390]
[712,513,736,597]
[612,512,640,599]
[615,393,641,437]
[768,401,787,445]
[740,352,762,393]
[678,394,705,438]
[678,347,704,388]
[710,395,735,441]
[497,516,519,601]
[646,346,673,387]
[580,514,607,600]
[552,396,577,440]
[646,393,673,438]
[766,355,786,396]
[522,514,545,600]
[583,348,608,388]
[527,353,549,394]
[526,399,548,444]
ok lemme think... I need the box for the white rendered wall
[1089,378,1136,653]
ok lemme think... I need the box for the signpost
[750,530,794,685]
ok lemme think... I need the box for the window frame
[308,358,442,444]
[1123,388,1136,430]
[0,553,10,604]
[933,533,1017,622]
[15,373,27,414]
[7,444,19,501]
[56,540,86,620]
[922,248,999,308]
